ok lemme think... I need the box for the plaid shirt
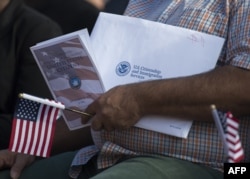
[70,0,250,174]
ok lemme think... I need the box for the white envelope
[91,12,225,138]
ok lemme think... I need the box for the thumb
[10,160,25,179]
[10,155,34,179]
[0,159,3,168]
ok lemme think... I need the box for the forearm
[134,65,250,121]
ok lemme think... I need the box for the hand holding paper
[30,12,225,138]
[90,12,225,138]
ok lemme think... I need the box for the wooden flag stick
[19,93,93,117]
[64,108,93,117]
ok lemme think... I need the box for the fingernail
[11,172,18,179]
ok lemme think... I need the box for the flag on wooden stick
[211,105,244,163]
[9,98,60,158]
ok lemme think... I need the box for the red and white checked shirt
[71,0,250,173]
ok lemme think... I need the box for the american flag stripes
[211,105,244,163]
[9,98,60,158]
[225,112,244,163]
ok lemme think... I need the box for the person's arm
[138,65,250,119]
[82,65,250,131]
[135,0,250,121]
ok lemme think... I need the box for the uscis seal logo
[116,61,131,76]
[69,76,81,89]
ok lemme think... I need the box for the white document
[91,13,225,138]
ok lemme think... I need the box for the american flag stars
[15,98,40,121]
[41,51,48,56]
[53,57,61,63]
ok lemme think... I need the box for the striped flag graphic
[32,36,104,129]
[9,98,60,157]
[225,112,244,163]
[211,105,244,163]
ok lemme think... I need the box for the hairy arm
[135,65,250,121]
[83,65,250,130]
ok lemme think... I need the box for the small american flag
[9,98,60,157]
[211,105,244,163]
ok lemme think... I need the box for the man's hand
[82,85,142,131]
[0,150,35,179]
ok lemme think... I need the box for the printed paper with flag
[30,29,104,130]
[211,105,244,163]
[9,98,60,158]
